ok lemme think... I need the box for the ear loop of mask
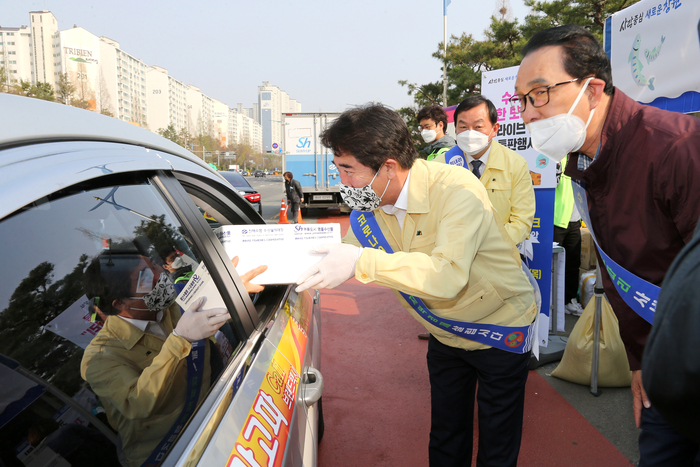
[567,77,597,129]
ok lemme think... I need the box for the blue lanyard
[572,182,657,324]
[350,210,534,354]
[141,290,206,467]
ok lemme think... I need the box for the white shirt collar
[119,310,165,338]
[381,170,411,231]
[466,142,492,169]
[381,169,410,215]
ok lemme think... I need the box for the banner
[481,66,556,347]
[606,0,700,113]
[44,295,103,349]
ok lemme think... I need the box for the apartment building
[0,26,33,85]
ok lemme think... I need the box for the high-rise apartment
[0,26,33,86]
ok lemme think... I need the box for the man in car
[82,249,266,466]
[515,25,700,465]
[284,171,304,224]
[417,104,455,161]
[295,104,537,467]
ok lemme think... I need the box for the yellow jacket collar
[106,304,176,350]
[105,314,147,350]
[405,160,431,215]
[484,141,508,171]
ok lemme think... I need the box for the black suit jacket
[285,178,303,203]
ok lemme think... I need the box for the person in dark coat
[284,171,304,223]
[516,25,700,466]
[643,219,700,444]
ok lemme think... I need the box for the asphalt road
[246,175,287,221]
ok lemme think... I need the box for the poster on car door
[606,0,700,109]
[225,311,308,467]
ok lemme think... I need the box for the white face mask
[456,130,491,156]
[526,77,596,163]
[339,164,391,212]
[170,256,185,270]
[421,129,438,143]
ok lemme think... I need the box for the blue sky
[3,0,532,112]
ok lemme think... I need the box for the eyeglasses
[508,78,581,113]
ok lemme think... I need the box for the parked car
[218,170,263,215]
[0,94,323,467]
[254,170,266,178]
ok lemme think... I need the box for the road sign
[272,143,279,149]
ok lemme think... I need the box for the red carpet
[316,280,633,467]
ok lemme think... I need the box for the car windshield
[219,171,251,189]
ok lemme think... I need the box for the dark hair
[522,24,614,95]
[321,104,417,171]
[283,171,293,179]
[416,104,448,131]
[157,245,177,265]
[453,96,498,126]
[83,253,145,316]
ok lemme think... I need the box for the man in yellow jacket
[295,104,536,467]
[81,251,265,466]
[435,95,535,246]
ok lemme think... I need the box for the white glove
[295,244,362,292]
[173,297,229,342]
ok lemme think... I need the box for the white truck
[282,112,349,212]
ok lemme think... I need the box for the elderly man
[436,96,535,247]
[295,104,536,467]
[514,24,700,466]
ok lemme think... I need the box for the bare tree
[97,69,114,116]
[56,73,75,105]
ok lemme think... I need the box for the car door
[0,140,319,467]
[165,168,323,467]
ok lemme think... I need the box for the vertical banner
[606,0,700,112]
[481,66,557,346]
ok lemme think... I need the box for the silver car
[0,94,323,467]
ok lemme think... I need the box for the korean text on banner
[607,0,700,109]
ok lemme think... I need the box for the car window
[0,172,242,467]
[218,171,250,188]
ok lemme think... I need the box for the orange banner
[226,315,308,467]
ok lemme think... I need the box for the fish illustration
[644,36,665,64]
[629,34,655,91]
